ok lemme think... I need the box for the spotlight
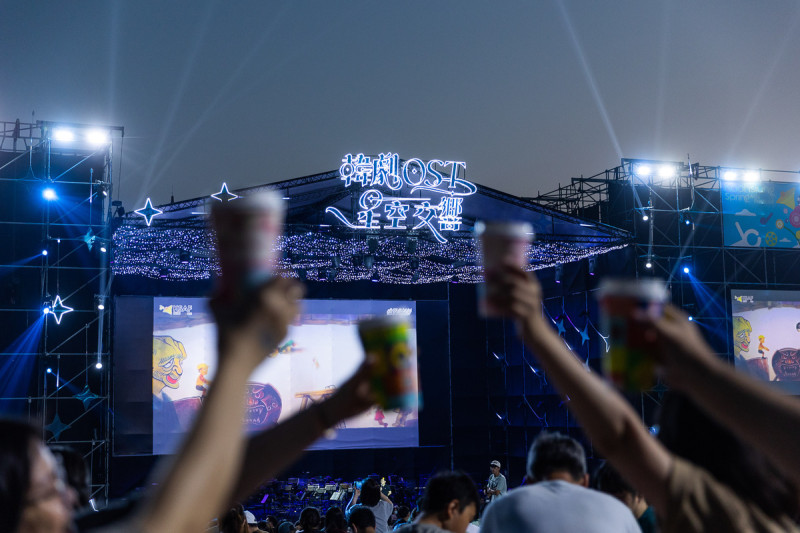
[658,165,676,179]
[42,306,51,315]
[95,362,103,370]
[688,316,694,321]
[97,303,105,310]
[42,187,57,201]
[85,129,110,145]
[52,128,75,142]
[723,170,738,181]
[46,368,52,374]
[642,214,649,221]
[99,246,107,253]
[683,266,690,274]
[648,425,660,436]
[634,164,652,178]
[41,249,48,256]
[645,261,652,269]
[744,171,759,182]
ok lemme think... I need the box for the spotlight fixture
[587,256,596,276]
[723,170,738,181]
[52,128,75,142]
[744,170,759,182]
[658,165,676,179]
[42,187,57,201]
[99,245,107,253]
[46,367,52,374]
[95,362,103,369]
[642,214,649,221]
[683,266,690,274]
[85,129,110,146]
[634,164,652,178]
[688,316,694,321]
[41,249,48,256]
[95,295,106,310]
[555,265,563,284]
[645,260,652,269]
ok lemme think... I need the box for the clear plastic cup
[475,221,534,317]
[211,191,285,304]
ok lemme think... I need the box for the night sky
[3,1,800,211]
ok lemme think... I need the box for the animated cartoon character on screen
[153,336,188,399]
[732,316,752,364]
[244,382,282,430]
[772,348,800,381]
[757,335,770,359]
[196,363,211,397]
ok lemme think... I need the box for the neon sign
[325,153,477,243]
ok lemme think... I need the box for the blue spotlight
[683,266,690,274]
[41,249,48,256]
[42,306,50,315]
[95,362,103,370]
[99,246,107,253]
[42,188,57,201]
[688,316,694,321]
[46,367,52,374]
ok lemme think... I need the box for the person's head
[593,461,639,510]
[198,363,209,376]
[526,431,588,486]
[347,505,376,533]
[489,459,501,476]
[267,516,279,530]
[220,504,248,533]
[0,419,76,533]
[658,392,799,521]
[395,504,410,521]
[258,519,271,532]
[48,445,90,509]
[360,477,381,506]
[298,506,321,531]
[277,521,296,533]
[244,510,259,532]
[324,506,347,531]
[419,471,479,533]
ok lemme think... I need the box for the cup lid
[596,278,669,302]
[474,220,534,240]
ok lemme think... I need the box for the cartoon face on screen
[732,316,752,359]
[244,382,282,428]
[772,348,800,381]
[153,336,188,395]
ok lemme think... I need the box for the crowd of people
[3,264,800,532]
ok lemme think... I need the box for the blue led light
[683,266,690,274]
[134,198,163,226]
[42,250,48,256]
[42,188,57,201]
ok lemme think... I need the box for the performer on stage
[486,460,507,504]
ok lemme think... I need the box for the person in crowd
[392,505,411,530]
[220,504,249,533]
[348,505,377,533]
[244,510,261,532]
[484,459,506,507]
[489,265,800,532]
[323,505,348,533]
[258,519,272,532]
[481,432,639,532]
[594,460,657,533]
[297,506,322,532]
[347,478,394,533]
[394,470,479,533]
[49,445,92,510]
[266,516,280,532]
[277,521,296,533]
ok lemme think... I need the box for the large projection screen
[731,289,800,393]
[114,297,430,455]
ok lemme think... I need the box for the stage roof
[114,166,630,284]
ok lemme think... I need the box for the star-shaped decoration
[135,198,163,226]
[211,182,239,202]
[83,229,96,250]
[74,385,100,410]
[45,413,70,441]
[580,324,590,345]
[50,295,73,325]
[556,318,566,337]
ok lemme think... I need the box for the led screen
[731,289,800,390]
[151,298,419,454]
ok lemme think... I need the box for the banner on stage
[721,180,800,248]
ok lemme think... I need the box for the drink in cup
[597,278,669,391]
[358,316,417,410]
[210,190,285,305]
[475,221,534,317]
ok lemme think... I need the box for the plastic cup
[358,316,417,410]
[597,278,669,390]
[475,221,534,317]
[211,191,285,304]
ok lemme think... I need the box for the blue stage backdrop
[721,180,800,248]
